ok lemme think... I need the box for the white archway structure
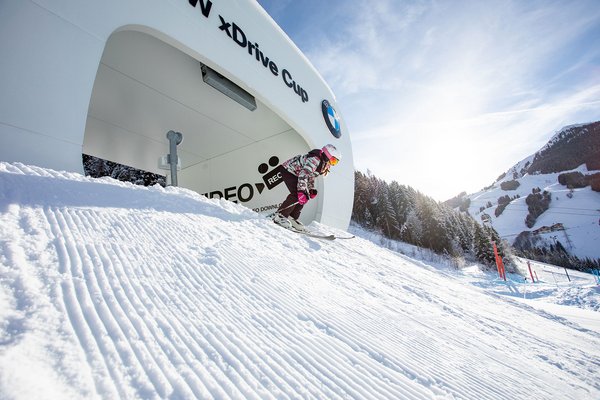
[0,0,354,229]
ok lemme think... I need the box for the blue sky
[257,0,600,201]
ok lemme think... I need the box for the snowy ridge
[541,123,588,153]
[499,154,534,181]
[1,162,599,399]
[493,123,593,181]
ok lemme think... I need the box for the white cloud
[261,0,600,199]
[305,1,599,199]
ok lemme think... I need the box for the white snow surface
[1,162,599,400]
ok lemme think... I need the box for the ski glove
[309,189,318,199]
[298,191,309,205]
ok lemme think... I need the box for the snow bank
[1,162,599,399]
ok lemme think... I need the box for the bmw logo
[321,99,341,138]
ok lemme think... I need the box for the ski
[333,235,355,240]
[300,231,354,240]
[268,213,355,240]
[292,229,337,240]
[281,225,354,240]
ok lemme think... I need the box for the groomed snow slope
[1,162,599,399]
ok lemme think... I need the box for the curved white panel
[0,0,354,229]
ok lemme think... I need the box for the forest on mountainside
[351,171,510,268]
[526,121,600,174]
[513,230,600,271]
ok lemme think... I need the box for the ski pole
[266,201,299,218]
[280,201,299,212]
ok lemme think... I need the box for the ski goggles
[329,156,339,166]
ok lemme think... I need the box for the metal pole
[166,130,183,186]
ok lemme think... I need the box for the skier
[272,144,342,231]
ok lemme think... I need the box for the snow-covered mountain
[459,122,600,262]
[1,161,599,399]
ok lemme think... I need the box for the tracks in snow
[13,205,595,399]
[1,163,599,399]
[22,204,440,399]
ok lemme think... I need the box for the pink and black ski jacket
[282,149,330,193]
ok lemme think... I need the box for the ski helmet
[322,144,341,164]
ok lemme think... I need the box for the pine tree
[473,225,495,267]
[401,208,423,246]
[352,171,370,225]
[375,184,396,238]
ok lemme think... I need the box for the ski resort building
[0,0,354,229]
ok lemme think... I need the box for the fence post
[492,242,506,281]
[528,261,535,283]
